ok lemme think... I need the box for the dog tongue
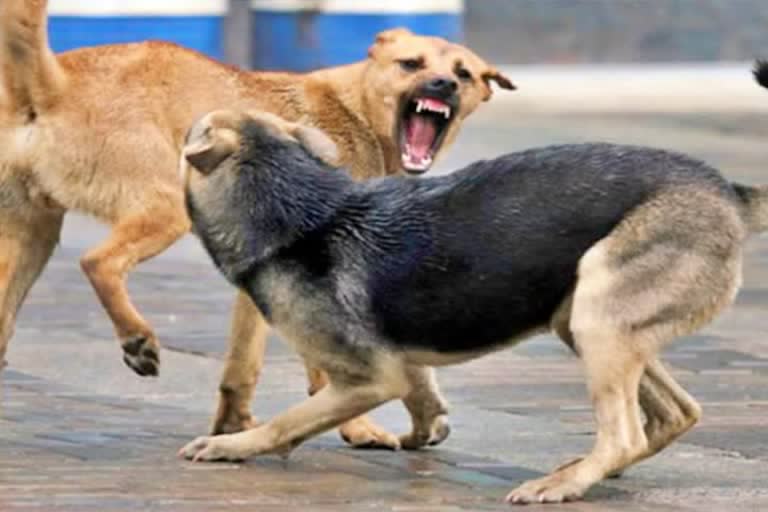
[406,115,436,161]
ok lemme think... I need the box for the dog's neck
[195,144,353,285]
[306,62,400,175]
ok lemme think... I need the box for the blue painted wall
[251,12,463,71]
[49,16,224,59]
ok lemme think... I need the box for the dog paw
[339,416,401,450]
[505,471,589,504]
[121,334,160,377]
[178,435,245,462]
[210,412,259,435]
[400,414,451,450]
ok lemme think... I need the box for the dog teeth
[414,98,451,118]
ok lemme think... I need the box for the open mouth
[398,96,455,174]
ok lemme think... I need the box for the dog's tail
[737,62,768,233]
[754,60,768,90]
[0,0,66,115]
[732,184,768,233]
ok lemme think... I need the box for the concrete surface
[3,73,768,511]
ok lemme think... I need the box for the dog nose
[425,77,458,96]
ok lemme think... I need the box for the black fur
[186,121,737,355]
[754,59,768,90]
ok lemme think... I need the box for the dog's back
[344,144,737,351]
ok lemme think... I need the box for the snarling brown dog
[0,0,514,448]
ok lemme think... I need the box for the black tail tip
[753,60,768,89]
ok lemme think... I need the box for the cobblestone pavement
[3,104,768,511]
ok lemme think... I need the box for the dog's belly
[402,326,547,366]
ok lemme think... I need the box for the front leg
[305,364,401,449]
[181,371,407,462]
[80,205,189,377]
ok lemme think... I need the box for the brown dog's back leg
[80,203,189,377]
[211,290,268,434]
[0,204,63,366]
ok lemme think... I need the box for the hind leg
[211,291,268,434]
[80,202,189,377]
[0,203,64,367]
[552,298,699,478]
[637,358,702,458]
[511,195,743,504]
[508,323,650,504]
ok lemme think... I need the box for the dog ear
[184,128,238,175]
[291,125,339,166]
[481,67,516,101]
[367,27,413,58]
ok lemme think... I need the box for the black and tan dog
[178,107,768,504]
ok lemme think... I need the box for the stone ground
[3,92,768,511]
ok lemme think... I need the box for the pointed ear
[183,127,239,175]
[291,125,339,166]
[481,67,516,101]
[367,27,412,58]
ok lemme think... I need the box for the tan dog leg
[0,207,63,366]
[306,361,401,450]
[210,291,401,448]
[180,368,408,462]
[637,358,701,457]
[399,366,450,450]
[507,329,649,504]
[80,207,189,376]
[211,291,268,434]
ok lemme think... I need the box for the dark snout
[422,76,458,100]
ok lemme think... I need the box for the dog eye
[399,58,423,72]
[456,67,473,81]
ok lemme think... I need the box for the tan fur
[181,115,753,503]
[507,188,745,503]
[0,0,512,447]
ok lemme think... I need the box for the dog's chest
[254,266,352,357]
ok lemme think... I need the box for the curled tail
[754,60,768,90]
[0,0,66,116]
[732,184,768,233]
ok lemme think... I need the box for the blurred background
[47,0,768,68]
[50,0,768,255]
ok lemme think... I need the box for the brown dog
[0,0,513,447]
